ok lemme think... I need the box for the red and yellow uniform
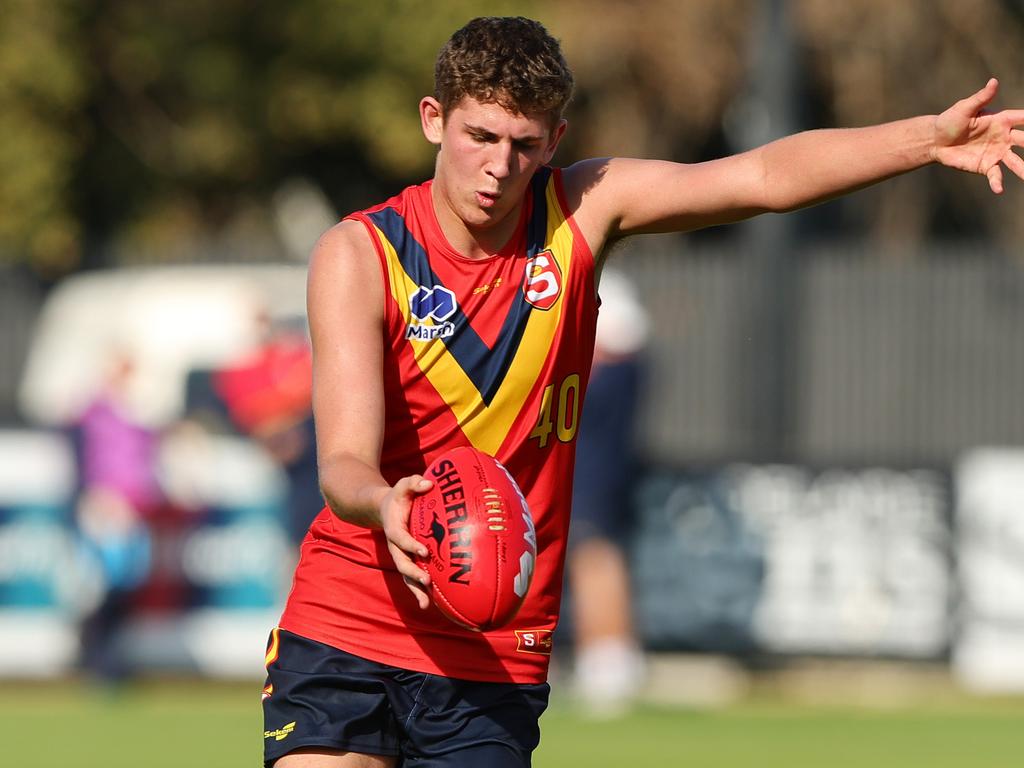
[279,167,597,683]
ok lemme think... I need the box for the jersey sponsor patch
[407,285,458,339]
[514,628,554,655]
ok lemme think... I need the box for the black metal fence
[0,267,42,425]
[3,245,1024,464]
[620,240,1024,466]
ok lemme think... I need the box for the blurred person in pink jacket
[73,351,156,682]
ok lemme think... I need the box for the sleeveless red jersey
[279,167,597,683]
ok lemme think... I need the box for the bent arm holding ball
[307,219,433,608]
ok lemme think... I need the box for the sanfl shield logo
[523,251,562,310]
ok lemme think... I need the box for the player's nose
[485,142,513,180]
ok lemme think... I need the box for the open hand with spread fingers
[932,78,1024,194]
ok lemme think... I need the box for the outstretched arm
[566,79,1024,249]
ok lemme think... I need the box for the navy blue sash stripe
[368,208,493,401]
[478,169,551,401]
[526,168,551,260]
[366,170,553,405]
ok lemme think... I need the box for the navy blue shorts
[262,629,550,767]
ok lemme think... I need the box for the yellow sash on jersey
[370,172,577,455]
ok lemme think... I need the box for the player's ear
[420,97,444,146]
[542,118,568,164]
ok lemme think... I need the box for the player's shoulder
[308,218,382,296]
[561,156,644,206]
[559,157,625,254]
[315,217,374,256]
[308,180,431,293]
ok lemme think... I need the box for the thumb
[959,77,999,115]
[383,475,433,556]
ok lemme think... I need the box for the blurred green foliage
[1,0,539,275]
[1,1,1021,277]
[0,0,87,275]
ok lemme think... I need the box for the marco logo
[410,285,457,322]
[407,285,457,340]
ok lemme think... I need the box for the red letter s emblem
[522,250,562,310]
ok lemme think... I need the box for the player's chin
[465,196,509,222]
[463,206,501,227]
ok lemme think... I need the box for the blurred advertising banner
[0,428,293,679]
[953,448,1024,693]
[632,464,952,658]
[121,431,294,678]
[3,265,315,680]
[0,431,79,676]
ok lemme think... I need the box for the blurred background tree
[1,0,1022,281]
[544,0,753,161]
[0,0,88,277]
[793,0,1024,251]
[75,0,537,268]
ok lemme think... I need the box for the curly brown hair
[434,17,574,125]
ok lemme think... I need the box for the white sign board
[953,449,1024,692]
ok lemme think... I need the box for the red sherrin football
[411,446,537,632]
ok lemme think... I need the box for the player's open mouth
[477,191,500,208]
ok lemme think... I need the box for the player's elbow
[742,144,795,214]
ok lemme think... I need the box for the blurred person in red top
[212,312,319,544]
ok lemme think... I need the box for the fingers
[403,575,432,610]
[381,474,435,608]
[388,535,430,580]
[398,559,432,611]
[404,475,434,496]
[391,474,434,499]
[987,164,1004,195]
[1012,129,1024,147]
[388,535,432,611]
[384,474,432,558]
[1001,149,1024,183]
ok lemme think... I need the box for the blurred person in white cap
[567,266,650,715]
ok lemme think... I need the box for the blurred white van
[2,264,307,678]
[18,263,308,429]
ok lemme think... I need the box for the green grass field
[2,679,1021,767]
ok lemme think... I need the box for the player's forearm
[756,115,937,212]
[318,452,391,529]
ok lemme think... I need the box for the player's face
[422,96,566,236]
